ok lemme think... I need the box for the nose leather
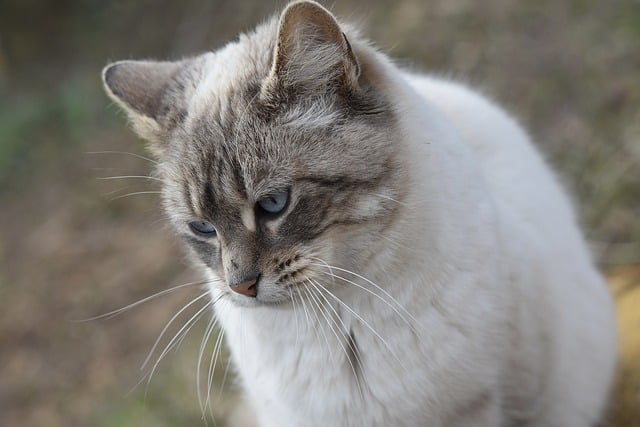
[230,274,259,297]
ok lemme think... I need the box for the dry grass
[610,266,640,426]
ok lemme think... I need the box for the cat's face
[102,1,406,306]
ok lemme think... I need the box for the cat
[101,1,618,426]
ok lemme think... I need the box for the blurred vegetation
[0,0,638,426]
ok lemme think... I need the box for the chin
[226,289,291,308]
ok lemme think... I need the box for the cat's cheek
[183,235,223,270]
[319,225,375,272]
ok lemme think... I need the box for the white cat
[102,1,617,426]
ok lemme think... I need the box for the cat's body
[214,70,616,427]
[102,2,617,426]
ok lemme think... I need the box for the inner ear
[265,1,360,92]
[102,60,182,120]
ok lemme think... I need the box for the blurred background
[0,0,638,425]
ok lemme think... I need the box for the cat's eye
[188,220,217,237]
[256,189,289,216]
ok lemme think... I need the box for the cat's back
[405,73,617,424]
[404,72,613,319]
[405,74,574,235]
[403,73,607,282]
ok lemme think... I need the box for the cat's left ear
[102,60,183,151]
[263,1,360,95]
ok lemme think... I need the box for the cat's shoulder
[403,72,527,143]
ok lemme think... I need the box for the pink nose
[230,275,259,297]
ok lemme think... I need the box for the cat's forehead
[172,104,296,215]
[188,23,276,122]
[160,19,396,216]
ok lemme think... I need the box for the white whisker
[312,257,336,286]
[86,150,159,165]
[288,287,302,347]
[313,267,417,331]
[206,329,225,424]
[74,280,211,322]
[103,186,133,197]
[312,279,405,368]
[294,284,313,336]
[307,279,366,398]
[311,258,420,332]
[373,232,422,254]
[197,315,218,424]
[219,355,233,396]
[141,291,211,369]
[144,300,213,394]
[372,192,408,206]
[305,282,340,362]
[301,284,334,360]
[110,190,162,201]
[97,175,163,182]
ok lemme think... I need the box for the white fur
[241,205,257,232]
[208,53,617,427]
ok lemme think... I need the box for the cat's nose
[229,274,260,297]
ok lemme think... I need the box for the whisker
[288,287,301,347]
[97,175,163,182]
[219,355,233,396]
[103,185,134,197]
[312,279,405,368]
[372,232,422,254]
[197,315,218,423]
[141,291,211,370]
[304,282,339,362]
[206,328,225,424]
[294,284,313,334]
[313,265,413,326]
[110,190,163,201]
[307,279,366,398]
[372,192,407,206]
[313,267,416,331]
[312,257,336,286]
[126,296,212,399]
[73,279,211,322]
[85,150,159,165]
[310,258,420,332]
[144,299,213,393]
[125,293,224,400]
[308,280,367,375]
[301,284,334,360]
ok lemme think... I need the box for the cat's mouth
[225,269,315,308]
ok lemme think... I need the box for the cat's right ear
[262,1,360,97]
[102,60,182,153]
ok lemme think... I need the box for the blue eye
[188,220,217,236]
[257,189,289,215]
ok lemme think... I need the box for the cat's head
[102,1,407,306]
